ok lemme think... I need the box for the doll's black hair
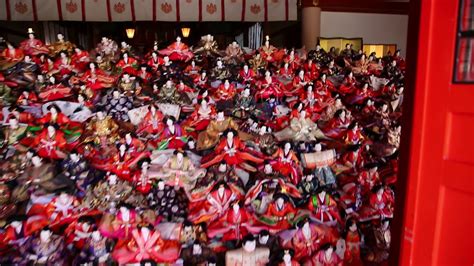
[242,234,256,245]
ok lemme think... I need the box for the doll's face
[391,60,397,67]
[60,52,67,58]
[92,231,101,241]
[232,202,239,212]
[319,190,326,198]
[32,156,42,166]
[382,104,388,112]
[398,87,404,93]
[265,71,271,78]
[108,174,117,184]
[264,164,272,174]
[176,36,181,42]
[284,63,289,69]
[227,131,234,139]
[166,80,172,87]
[123,53,128,60]
[377,187,384,196]
[57,33,64,41]
[260,235,269,243]
[276,197,284,206]
[265,40,270,47]
[49,76,55,84]
[28,33,35,39]
[157,180,165,189]
[283,252,292,263]
[382,220,390,230]
[141,161,149,170]
[166,118,173,127]
[348,72,353,78]
[40,230,52,242]
[7,44,14,50]
[325,246,334,256]
[243,240,256,252]
[9,118,18,128]
[96,111,105,120]
[284,142,291,151]
[201,99,208,107]
[193,243,202,254]
[24,55,31,63]
[177,152,184,160]
[50,107,58,115]
[217,60,223,68]
[339,110,346,119]
[58,193,70,203]
[70,153,79,162]
[299,70,304,77]
[218,163,227,172]
[188,139,195,149]
[164,56,170,63]
[299,110,306,119]
[243,65,249,72]
[119,144,126,152]
[350,222,357,232]
[307,86,313,92]
[47,126,56,135]
[315,144,322,152]
[11,221,22,228]
[303,221,310,232]
[224,80,230,87]
[141,226,150,236]
[363,83,369,90]
[113,90,120,98]
[217,112,224,119]
[218,185,225,194]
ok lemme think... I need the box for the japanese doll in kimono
[359,185,395,222]
[153,150,205,191]
[224,41,244,65]
[200,129,264,172]
[102,143,146,181]
[147,51,164,72]
[280,219,336,262]
[16,89,38,106]
[44,191,81,227]
[249,53,267,73]
[159,36,194,62]
[76,230,112,265]
[343,218,362,266]
[258,194,297,233]
[35,54,54,74]
[214,79,237,110]
[225,234,270,266]
[338,71,357,96]
[2,116,28,156]
[193,162,244,199]
[39,76,72,102]
[274,110,327,144]
[304,58,320,80]
[270,142,302,185]
[289,70,311,95]
[278,62,295,84]
[147,179,189,222]
[0,184,16,221]
[64,216,95,250]
[284,49,301,70]
[0,216,33,259]
[315,73,335,101]
[183,98,217,132]
[299,86,326,120]
[310,243,342,266]
[338,144,365,172]
[357,163,381,195]
[307,188,342,226]
[71,62,115,91]
[259,35,279,63]
[6,54,39,89]
[180,241,216,265]
[81,174,133,211]
[33,124,68,160]
[208,200,261,242]
[277,249,301,266]
[256,70,285,100]
[49,50,75,79]
[197,111,239,150]
[116,51,139,74]
[188,182,239,224]
[239,64,256,84]
[233,87,256,119]
[99,204,141,239]
[346,83,374,105]
[82,111,120,152]
[0,42,24,70]
[136,103,164,138]
[157,117,187,150]
[132,159,154,194]
[364,218,391,263]
[322,109,351,139]
[19,29,49,56]
[112,224,181,264]
[70,47,90,72]
[194,70,210,89]
[343,122,365,146]
[24,227,66,265]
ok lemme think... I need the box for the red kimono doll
[122,133,147,156]
[19,30,49,56]
[33,125,67,159]
[70,47,90,73]
[310,244,342,266]
[64,217,95,250]
[259,36,278,63]
[0,217,35,254]
[315,74,335,101]
[157,117,187,150]
[133,159,153,194]
[136,65,153,83]
[278,249,301,266]
[288,70,311,96]
[16,90,38,106]
[278,63,294,84]
[343,122,365,145]
[304,59,320,80]
[38,105,71,126]
[45,192,80,227]
[307,189,342,226]
[214,80,237,109]
[343,219,362,266]
[357,164,380,195]
[339,144,365,171]
[39,76,72,101]
[159,36,194,62]
[100,144,142,181]
[50,51,75,78]
[99,205,140,239]
[256,71,285,100]
[137,104,165,136]
[239,65,256,84]
[35,54,54,74]
[116,52,139,74]
[208,201,261,241]
[147,51,164,72]
[258,194,297,233]
[323,109,351,139]
[71,62,115,90]
[346,83,374,105]
[338,72,357,96]
[112,226,181,264]
[183,98,216,132]
[281,221,330,261]
[200,129,264,172]
[194,71,210,89]
[359,185,394,222]
[0,43,24,69]
[271,143,302,185]
[188,182,239,224]
[284,50,301,71]
[184,60,201,79]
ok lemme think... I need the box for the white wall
[320,12,409,56]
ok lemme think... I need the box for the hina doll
[116,51,139,74]
[95,37,119,64]
[1,216,32,257]
[70,47,90,72]
[83,111,120,148]
[112,225,181,264]
[159,36,194,62]
[193,34,221,58]
[0,42,24,70]
[49,51,75,79]
[306,143,337,188]
[277,249,301,266]
[224,41,244,65]
[270,142,302,185]
[239,64,256,84]
[259,35,278,63]
[306,188,342,226]
[0,184,16,220]
[71,62,115,90]
[323,109,351,139]
[78,230,112,265]
[197,111,238,150]
[256,70,285,100]
[35,54,55,74]
[278,63,294,85]
[102,90,134,122]
[39,76,72,101]
[180,241,215,266]
[359,185,394,222]
[157,117,187,150]
[117,73,139,95]
[211,59,231,83]
[214,79,237,110]
[304,58,320,80]
[284,49,302,71]
[225,234,270,266]
[315,74,335,101]
[137,103,165,137]
[99,204,141,239]
[201,129,264,172]
[194,71,210,89]
[153,150,205,190]
[357,163,380,195]
[258,194,297,233]
[249,53,267,73]
[5,55,39,87]
[157,80,190,105]
[188,182,239,224]
[19,28,49,56]
[289,70,311,96]
[33,125,68,159]
[310,243,342,266]
[274,110,327,142]
[48,33,75,56]
[24,228,66,265]
[57,152,92,198]
[96,55,112,72]
[193,162,243,197]
[364,219,391,263]
[2,116,28,156]
[280,220,333,262]
[343,219,362,266]
[183,60,201,79]
[148,179,189,222]
[44,192,81,227]
[183,98,216,132]
[81,174,133,211]
[0,74,15,104]
[233,88,255,119]
[17,89,38,106]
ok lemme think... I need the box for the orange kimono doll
[257,194,297,233]
[307,189,342,226]
[33,125,68,160]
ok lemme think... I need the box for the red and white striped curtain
[0,0,297,21]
